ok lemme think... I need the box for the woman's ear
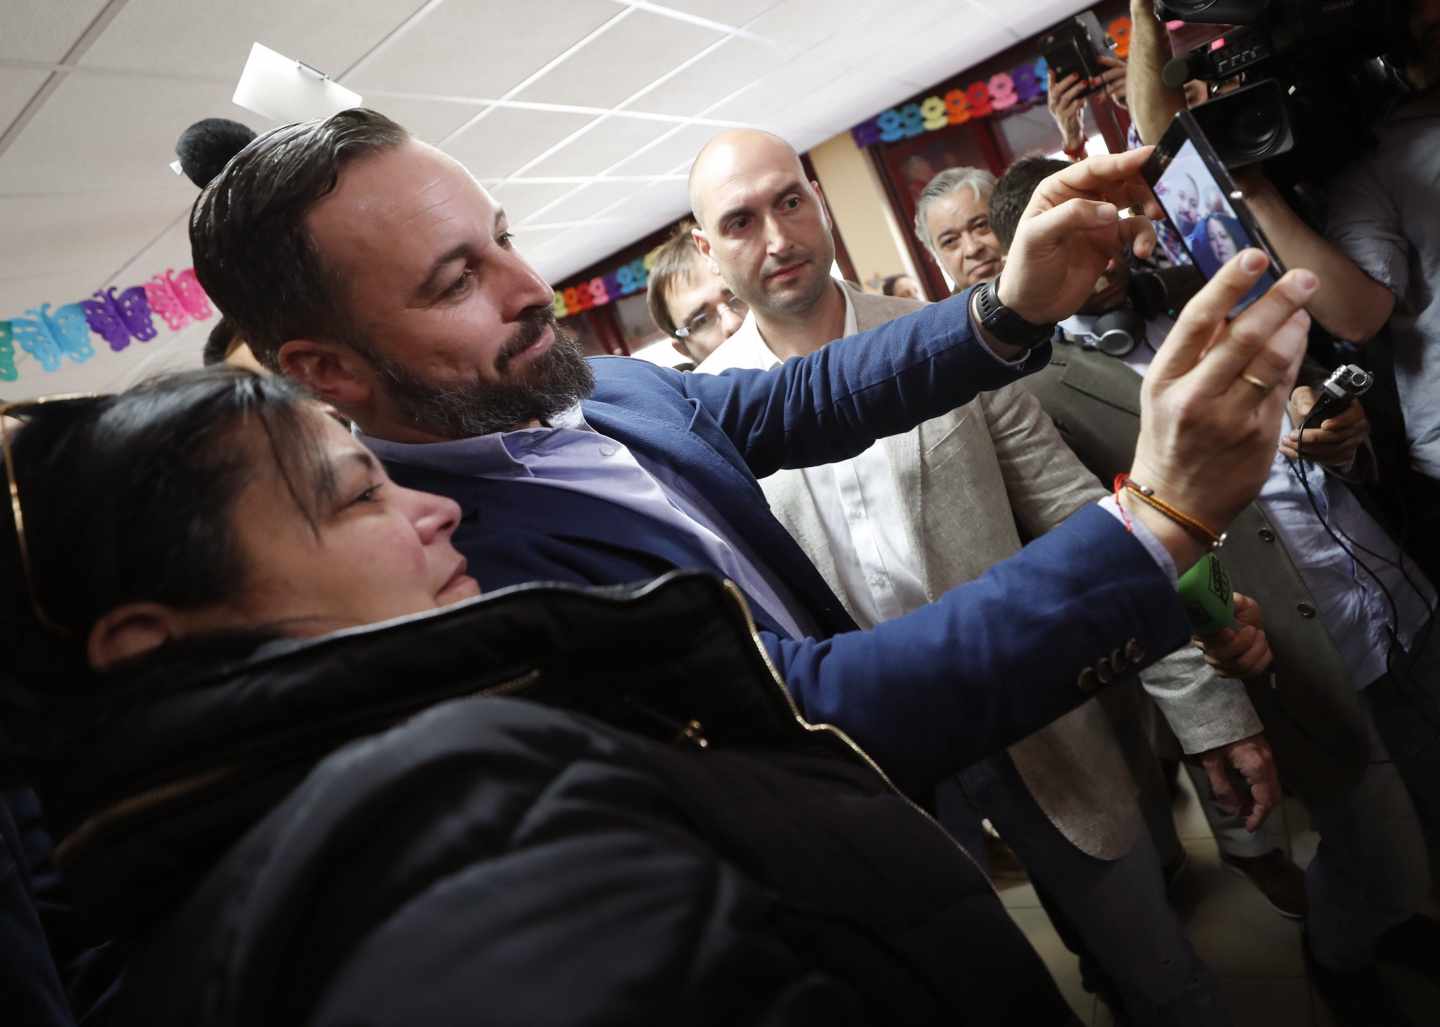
[86,603,184,672]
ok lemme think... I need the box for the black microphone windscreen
[175,118,257,189]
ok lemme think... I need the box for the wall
[806,132,918,293]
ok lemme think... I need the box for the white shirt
[1063,311,1436,689]
[697,289,927,627]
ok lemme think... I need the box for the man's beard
[370,308,595,439]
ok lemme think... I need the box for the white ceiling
[1,0,1091,397]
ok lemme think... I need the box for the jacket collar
[14,573,803,935]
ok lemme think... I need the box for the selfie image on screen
[1153,140,1276,314]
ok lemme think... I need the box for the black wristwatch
[972,277,1056,351]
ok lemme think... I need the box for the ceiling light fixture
[232,42,363,122]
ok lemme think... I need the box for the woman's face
[225,410,480,635]
[1208,219,1238,264]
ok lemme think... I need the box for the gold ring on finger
[1241,373,1276,393]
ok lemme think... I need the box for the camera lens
[1230,105,1281,157]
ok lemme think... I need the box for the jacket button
[1125,638,1146,664]
[1077,667,1099,694]
[1258,528,1276,543]
[1297,602,1317,618]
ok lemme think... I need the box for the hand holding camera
[1280,368,1374,469]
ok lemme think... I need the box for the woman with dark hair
[1187,213,1266,313]
[1,369,1088,1026]
[1187,213,1245,279]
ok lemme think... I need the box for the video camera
[1152,0,1415,173]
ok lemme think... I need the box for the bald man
[688,129,1265,1027]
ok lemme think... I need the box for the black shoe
[1376,913,1440,977]
[1303,931,1423,1027]
[1221,849,1308,919]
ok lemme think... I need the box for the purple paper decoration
[4,267,210,381]
[145,268,213,331]
[83,286,157,352]
[0,321,15,382]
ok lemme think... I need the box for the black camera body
[1039,12,1111,95]
[1155,0,1414,174]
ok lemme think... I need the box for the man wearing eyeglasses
[645,221,748,368]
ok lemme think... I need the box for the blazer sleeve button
[1258,527,1276,543]
[1296,602,1317,618]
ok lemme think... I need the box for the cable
[1284,407,1440,751]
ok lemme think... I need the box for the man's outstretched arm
[763,251,1317,793]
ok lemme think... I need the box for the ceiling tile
[0,191,185,287]
[346,0,620,97]
[699,47,837,127]
[627,36,775,117]
[527,179,642,225]
[520,116,672,179]
[81,0,424,80]
[515,10,723,109]
[739,0,843,54]
[0,0,110,62]
[607,122,715,177]
[444,107,595,180]
[0,72,263,195]
[365,96,477,146]
[0,67,48,130]
[491,180,585,221]
[644,0,783,27]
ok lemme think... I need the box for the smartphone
[1039,12,1109,95]
[1141,109,1286,317]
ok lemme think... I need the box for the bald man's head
[688,129,806,228]
[688,129,836,321]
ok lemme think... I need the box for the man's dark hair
[189,108,410,370]
[202,317,239,366]
[989,157,1069,253]
[646,221,702,340]
[880,274,907,297]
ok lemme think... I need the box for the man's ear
[691,225,716,270]
[277,339,374,411]
[86,603,185,672]
[812,181,835,232]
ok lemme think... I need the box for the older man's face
[926,188,1002,286]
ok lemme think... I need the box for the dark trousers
[937,753,1230,1027]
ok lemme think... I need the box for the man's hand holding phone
[1128,252,1318,573]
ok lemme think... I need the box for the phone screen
[1147,122,1281,316]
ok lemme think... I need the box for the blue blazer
[387,291,1191,790]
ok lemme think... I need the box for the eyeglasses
[674,296,749,340]
[1,393,102,636]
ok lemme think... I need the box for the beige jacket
[699,283,1259,857]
